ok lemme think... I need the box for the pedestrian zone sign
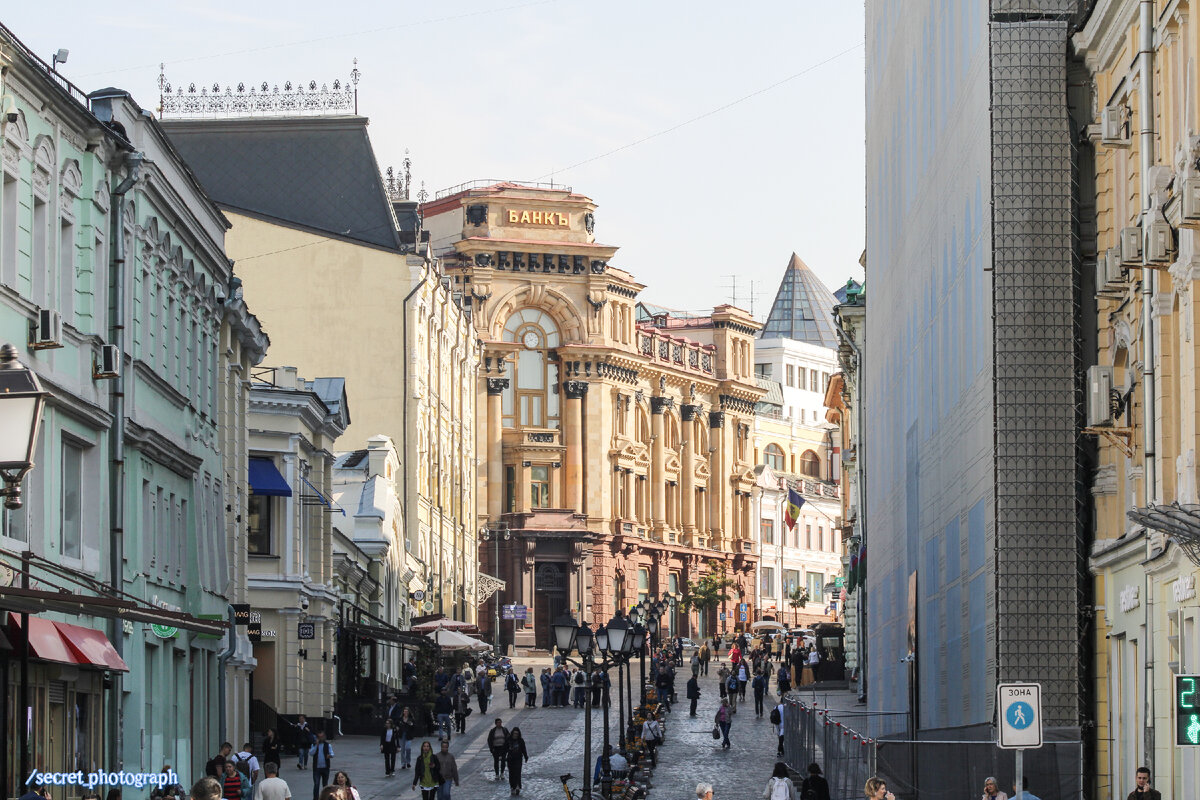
[997,683,1042,749]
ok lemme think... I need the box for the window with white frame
[61,440,84,559]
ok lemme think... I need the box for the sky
[5,1,865,316]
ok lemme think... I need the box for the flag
[784,487,805,530]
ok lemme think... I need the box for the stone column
[650,395,672,536]
[564,380,589,512]
[708,410,725,548]
[680,404,699,541]
[486,378,508,518]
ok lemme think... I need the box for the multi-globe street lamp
[477,522,511,649]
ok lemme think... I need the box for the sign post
[997,683,1043,798]
[1175,674,1200,745]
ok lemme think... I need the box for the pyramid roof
[759,253,840,347]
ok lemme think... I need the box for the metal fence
[780,697,1084,800]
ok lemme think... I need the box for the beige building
[423,181,764,647]
[161,116,479,624]
[1073,2,1200,796]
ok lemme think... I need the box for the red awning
[7,615,129,672]
[56,619,129,672]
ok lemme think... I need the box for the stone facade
[424,183,763,648]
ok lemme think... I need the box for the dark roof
[759,253,840,348]
[160,116,401,251]
[336,449,369,469]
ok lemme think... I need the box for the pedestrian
[487,718,510,780]
[574,668,587,708]
[192,777,222,800]
[434,690,453,742]
[696,783,715,800]
[714,699,732,750]
[763,762,796,800]
[777,663,791,696]
[506,727,529,796]
[1126,767,1160,800]
[453,686,471,734]
[730,643,742,670]
[521,667,538,707]
[655,668,672,711]
[411,741,443,800]
[477,672,491,714]
[699,642,710,675]
[772,700,786,756]
[308,732,333,800]
[981,777,1008,800]
[384,695,403,724]
[261,731,282,772]
[641,715,662,765]
[690,652,701,677]
[221,762,246,800]
[540,668,552,707]
[506,670,521,708]
[737,661,749,700]
[687,673,701,716]
[331,772,358,800]
[232,745,259,793]
[1011,777,1042,800]
[752,669,767,716]
[717,664,730,699]
[207,744,233,778]
[293,717,314,770]
[725,670,740,713]
[380,720,398,776]
[864,777,895,800]
[591,669,603,707]
[397,707,416,769]
[434,740,459,800]
[801,764,830,800]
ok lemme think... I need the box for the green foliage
[788,586,811,609]
[681,560,736,613]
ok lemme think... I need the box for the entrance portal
[533,562,569,651]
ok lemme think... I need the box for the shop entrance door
[533,562,568,651]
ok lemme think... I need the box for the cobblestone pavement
[270,656,858,800]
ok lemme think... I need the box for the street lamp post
[0,344,48,800]
[478,523,510,650]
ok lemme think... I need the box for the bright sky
[6,1,865,316]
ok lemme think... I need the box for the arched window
[501,309,560,429]
[800,450,821,478]
[764,444,786,472]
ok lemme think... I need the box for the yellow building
[162,116,480,626]
[1074,2,1200,795]
[423,182,764,647]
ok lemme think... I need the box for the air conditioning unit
[1101,105,1130,146]
[30,308,63,350]
[93,344,120,379]
[1182,177,1200,222]
[1147,220,1174,262]
[1096,247,1124,291]
[1087,365,1115,427]
[1120,226,1142,264]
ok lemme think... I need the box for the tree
[681,560,736,635]
[787,586,811,628]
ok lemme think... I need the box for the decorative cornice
[564,380,590,400]
[486,377,510,396]
[709,410,725,429]
[719,394,755,415]
[680,403,701,422]
[650,396,674,415]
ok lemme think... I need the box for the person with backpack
[752,669,768,716]
[521,667,538,708]
[573,669,587,708]
[737,662,750,700]
[231,745,258,789]
[763,762,796,800]
[725,670,740,713]
[505,671,521,708]
[687,673,702,716]
[777,663,792,696]
[800,763,831,800]
[772,701,786,756]
[207,744,233,779]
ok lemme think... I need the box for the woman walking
[261,729,282,770]
[411,742,443,800]
[380,719,399,776]
[762,762,796,800]
[332,771,359,800]
[801,764,830,800]
[521,668,538,707]
[397,707,416,769]
[714,699,732,750]
[505,727,529,796]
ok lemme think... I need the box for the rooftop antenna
[723,274,740,308]
[403,150,412,201]
[350,58,360,114]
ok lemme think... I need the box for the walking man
[687,673,701,716]
[487,718,510,781]
[308,732,333,800]
[477,672,491,714]
[252,764,290,800]
[434,741,459,800]
[772,700,786,756]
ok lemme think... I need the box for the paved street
[278,657,826,800]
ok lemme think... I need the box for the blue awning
[248,458,292,497]
[301,477,345,515]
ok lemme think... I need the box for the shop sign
[233,604,251,626]
[1174,575,1197,604]
[507,209,569,227]
[248,623,261,643]
[151,624,178,639]
[298,622,316,640]
[1119,584,1140,613]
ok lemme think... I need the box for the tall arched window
[764,443,786,472]
[800,450,821,478]
[501,309,560,429]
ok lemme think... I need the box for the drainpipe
[834,313,867,703]
[216,604,238,744]
[107,149,143,770]
[1137,0,1157,776]
[402,254,430,612]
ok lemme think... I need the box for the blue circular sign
[1006,701,1034,730]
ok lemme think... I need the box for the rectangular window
[761,519,774,545]
[806,523,812,549]
[783,569,801,594]
[809,370,819,392]
[823,372,831,391]
[61,441,83,559]
[505,466,516,512]
[806,571,824,599]
[247,494,273,555]
[32,196,47,304]
[754,363,772,379]
[762,566,776,598]
[1,173,16,288]
[797,367,806,389]
[59,218,75,325]
[638,567,650,604]
[818,525,824,550]
[786,364,795,387]
[530,465,550,508]
[668,573,679,596]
